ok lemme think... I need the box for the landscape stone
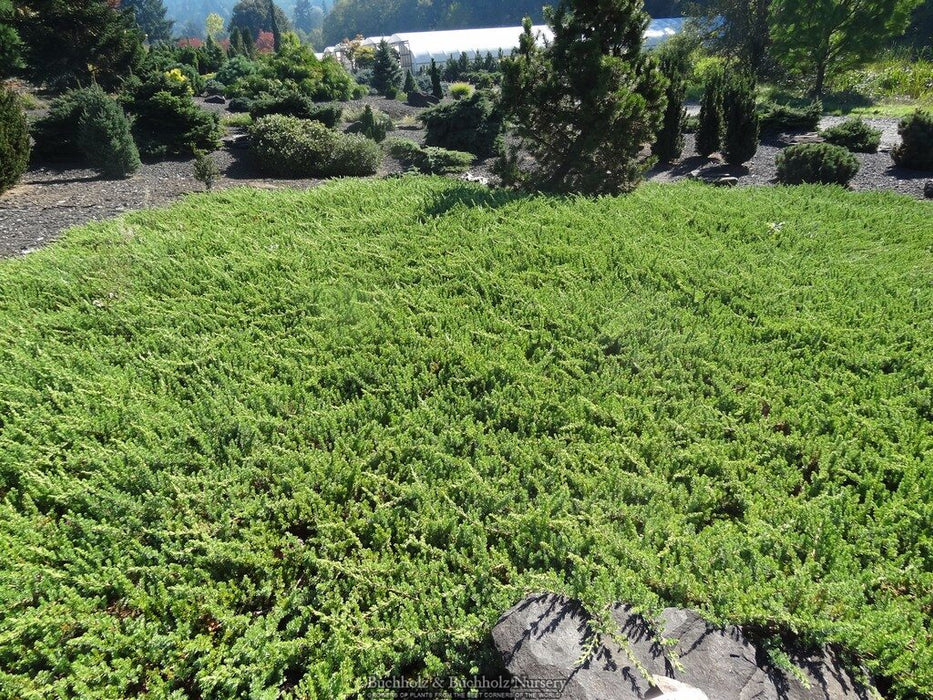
[407,91,440,108]
[924,179,933,198]
[492,593,873,700]
[205,95,226,104]
[791,133,824,144]
[713,176,738,187]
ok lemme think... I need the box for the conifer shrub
[652,56,687,163]
[776,143,859,185]
[32,87,139,178]
[193,149,220,190]
[250,114,381,177]
[722,74,760,165]
[121,72,223,159]
[696,69,724,157]
[372,39,402,98]
[74,87,140,179]
[31,90,86,161]
[215,55,261,88]
[129,91,223,159]
[421,91,502,157]
[820,118,882,153]
[204,79,226,96]
[758,101,822,133]
[449,82,474,100]
[430,59,443,100]
[249,92,342,127]
[345,105,393,142]
[891,110,933,171]
[403,70,415,94]
[384,137,474,174]
[0,87,30,194]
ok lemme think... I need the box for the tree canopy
[769,0,921,95]
[12,0,145,90]
[229,0,291,39]
[123,0,174,43]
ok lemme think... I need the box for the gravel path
[1,105,928,259]
[645,118,931,199]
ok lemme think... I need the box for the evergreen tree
[499,3,666,194]
[429,58,442,99]
[696,68,724,157]
[0,86,29,193]
[294,0,323,32]
[268,0,281,51]
[722,73,759,165]
[201,34,226,72]
[0,0,23,76]
[242,26,256,56]
[14,0,145,91]
[372,39,402,97]
[651,54,687,163]
[403,69,415,94]
[75,87,140,179]
[229,0,291,41]
[694,0,772,79]
[123,0,173,44]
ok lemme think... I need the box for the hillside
[0,178,930,697]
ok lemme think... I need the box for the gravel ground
[646,116,931,199]
[0,100,928,259]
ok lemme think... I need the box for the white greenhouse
[324,19,684,71]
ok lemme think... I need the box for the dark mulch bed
[1,99,929,259]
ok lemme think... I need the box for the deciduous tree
[769,0,921,96]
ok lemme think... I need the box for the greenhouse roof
[384,19,685,69]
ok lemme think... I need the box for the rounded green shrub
[249,94,342,127]
[449,82,474,100]
[820,118,882,153]
[758,101,822,133]
[75,87,140,178]
[383,137,474,174]
[892,110,933,171]
[125,84,223,159]
[31,87,139,178]
[250,114,381,177]
[0,87,30,194]
[776,143,859,185]
[422,91,502,158]
[215,55,261,90]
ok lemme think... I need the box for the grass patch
[220,112,253,128]
[0,179,931,697]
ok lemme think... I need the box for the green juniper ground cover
[0,178,931,698]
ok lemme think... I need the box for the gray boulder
[407,91,440,108]
[491,593,873,700]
